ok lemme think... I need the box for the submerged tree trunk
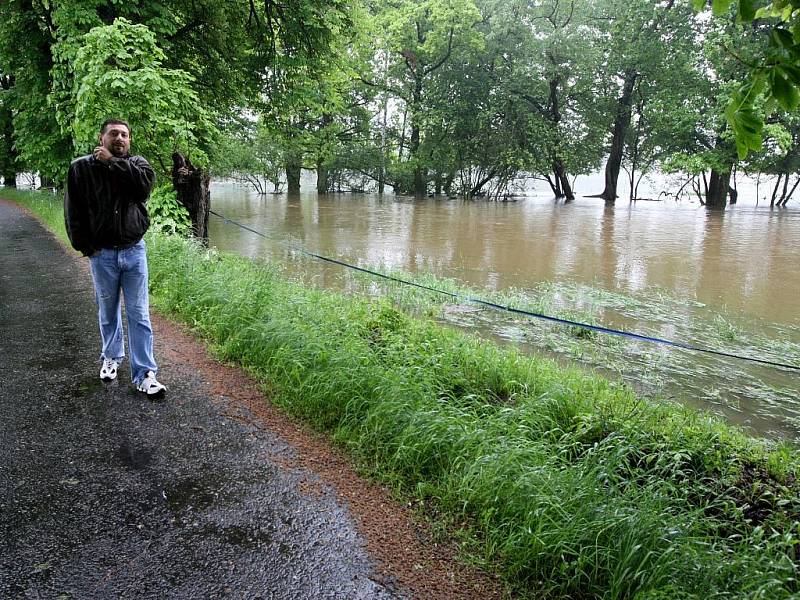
[171,152,210,243]
[705,168,731,209]
[706,136,736,209]
[410,121,425,197]
[547,73,573,201]
[554,158,574,200]
[316,159,329,194]
[285,154,302,194]
[443,171,455,196]
[598,70,638,203]
[779,176,799,206]
[469,168,498,198]
[770,174,783,207]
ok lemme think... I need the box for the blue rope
[209,210,799,373]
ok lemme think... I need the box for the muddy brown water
[207,182,800,442]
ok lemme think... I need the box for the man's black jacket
[64,154,156,256]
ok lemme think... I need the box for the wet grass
[8,190,800,599]
[333,265,800,441]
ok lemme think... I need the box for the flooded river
[207,181,800,442]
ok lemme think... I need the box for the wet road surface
[0,202,398,599]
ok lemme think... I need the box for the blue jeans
[88,240,157,384]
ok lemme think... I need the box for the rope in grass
[209,209,800,373]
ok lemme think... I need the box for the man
[64,119,166,398]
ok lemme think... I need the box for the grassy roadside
[7,189,800,599]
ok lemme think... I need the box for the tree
[210,117,286,194]
[366,0,484,196]
[71,19,212,175]
[0,0,357,190]
[695,0,800,158]
[657,6,776,208]
[0,73,19,187]
[588,0,697,203]
[481,0,606,200]
[0,1,72,187]
[744,112,800,205]
[69,18,215,237]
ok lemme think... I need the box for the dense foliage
[2,1,799,206]
[0,0,355,184]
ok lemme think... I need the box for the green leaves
[737,0,757,20]
[726,76,766,159]
[71,18,214,174]
[769,66,800,109]
[147,185,191,236]
[692,2,800,158]
[726,105,764,159]
[712,0,735,16]
[770,27,795,49]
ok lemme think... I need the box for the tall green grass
[7,189,799,599]
[145,233,800,599]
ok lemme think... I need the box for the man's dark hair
[100,119,131,135]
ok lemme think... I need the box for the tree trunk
[598,70,638,203]
[398,105,408,161]
[171,152,210,243]
[316,159,328,194]
[469,168,498,198]
[0,75,16,188]
[443,171,455,196]
[554,158,574,200]
[378,63,389,195]
[770,174,782,207]
[705,168,731,209]
[780,171,790,203]
[545,174,560,197]
[548,73,573,201]
[779,176,799,206]
[434,171,443,195]
[409,75,427,197]
[285,154,301,194]
[0,113,17,187]
[410,122,426,197]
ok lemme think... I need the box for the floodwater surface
[207,182,800,441]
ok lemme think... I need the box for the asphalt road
[0,201,398,599]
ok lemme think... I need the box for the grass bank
[8,189,800,599]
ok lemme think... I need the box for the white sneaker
[137,371,166,398]
[100,358,119,381]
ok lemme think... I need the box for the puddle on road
[74,376,104,397]
[117,442,153,470]
[29,353,74,372]
[160,475,227,512]
[202,523,275,548]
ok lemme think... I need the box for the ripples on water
[207,182,800,442]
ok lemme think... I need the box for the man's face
[99,124,131,157]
